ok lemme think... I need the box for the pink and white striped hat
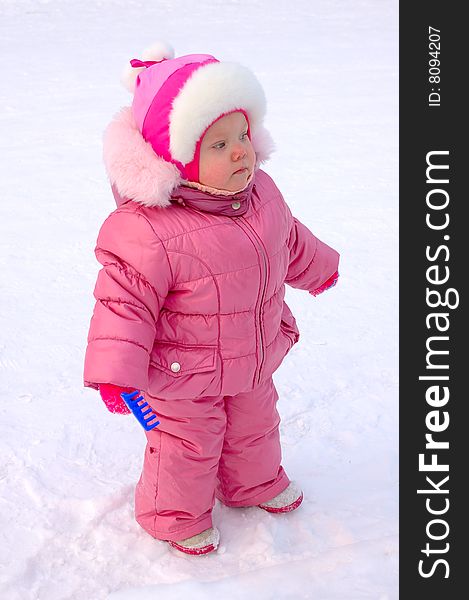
[124,41,267,182]
[103,42,274,208]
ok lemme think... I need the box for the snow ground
[0,1,398,598]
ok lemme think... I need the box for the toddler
[84,41,339,555]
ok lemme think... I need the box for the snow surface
[0,1,398,598]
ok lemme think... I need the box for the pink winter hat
[103,42,275,208]
[124,41,267,181]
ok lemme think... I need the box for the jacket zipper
[233,217,269,386]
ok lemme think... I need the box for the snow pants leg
[134,376,289,542]
[215,376,290,507]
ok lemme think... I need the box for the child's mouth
[234,168,248,175]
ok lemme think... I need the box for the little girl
[84,41,339,556]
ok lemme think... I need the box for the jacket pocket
[279,303,300,347]
[280,319,300,348]
[150,342,217,377]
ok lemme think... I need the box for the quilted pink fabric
[84,169,339,400]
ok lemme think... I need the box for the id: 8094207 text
[428,26,441,107]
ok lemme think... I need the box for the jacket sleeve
[285,214,340,296]
[84,210,172,392]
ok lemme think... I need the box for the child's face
[198,112,256,191]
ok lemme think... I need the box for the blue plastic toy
[120,390,160,431]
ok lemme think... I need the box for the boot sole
[258,491,304,513]
[168,540,218,555]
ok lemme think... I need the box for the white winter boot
[258,481,304,513]
[168,527,220,556]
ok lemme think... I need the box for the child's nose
[232,145,247,160]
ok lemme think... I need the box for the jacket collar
[169,173,255,217]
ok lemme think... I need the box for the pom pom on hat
[141,41,175,62]
[121,40,175,92]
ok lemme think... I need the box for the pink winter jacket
[84,168,339,400]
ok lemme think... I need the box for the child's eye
[241,132,248,139]
[213,142,225,149]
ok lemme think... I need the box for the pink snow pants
[135,376,290,542]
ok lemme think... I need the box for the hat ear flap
[103,107,181,208]
[252,125,275,166]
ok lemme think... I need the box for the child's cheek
[248,145,256,168]
[210,159,228,181]
[243,142,255,170]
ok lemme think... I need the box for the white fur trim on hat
[169,61,267,165]
[121,41,175,93]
